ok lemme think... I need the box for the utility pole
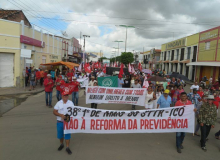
[83,35,90,63]
[113,41,123,56]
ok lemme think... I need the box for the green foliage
[120,52,134,64]
[110,56,121,62]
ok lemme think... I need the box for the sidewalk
[0,85,45,96]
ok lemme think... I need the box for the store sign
[20,49,31,58]
[166,38,186,50]
[50,55,59,62]
[20,35,45,48]
[200,29,218,41]
[26,59,33,64]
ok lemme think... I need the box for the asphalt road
[0,85,219,160]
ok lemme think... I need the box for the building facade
[0,18,64,87]
[142,49,161,69]
[187,26,220,83]
[159,33,199,80]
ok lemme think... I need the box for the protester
[170,77,177,87]
[23,68,29,87]
[171,85,179,106]
[43,74,54,107]
[209,76,213,85]
[163,77,168,90]
[55,75,65,101]
[88,76,97,86]
[178,85,185,96]
[124,75,131,88]
[97,69,104,77]
[190,82,199,92]
[40,69,44,86]
[199,95,217,151]
[91,82,98,109]
[204,86,210,96]
[29,70,36,91]
[53,90,74,155]
[131,79,141,110]
[153,85,163,108]
[175,92,193,153]
[187,89,201,108]
[213,92,220,112]
[145,86,156,109]
[197,86,204,99]
[157,89,171,108]
[118,76,124,88]
[213,79,219,90]
[51,70,56,81]
[71,77,80,105]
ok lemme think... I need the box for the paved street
[0,86,219,160]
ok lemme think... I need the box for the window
[176,49,179,60]
[74,47,76,52]
[187,47,191,59]
[205,42,210,50]
[168,51,170,60]
[42,55,46,64]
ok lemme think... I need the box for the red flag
[103,64,107,73]
[94,62,99,68]
[113,61,116,67]
[92,62,94,70]
[138,62,142,71]
[118,63,124,78]
[98,62,101,68]
[84,63,91,73]
[131,65,135,74]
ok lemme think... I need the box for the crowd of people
[24,65,219,155]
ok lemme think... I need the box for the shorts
[57,122,71,140]
[145,103,154,109]
[30,81,35,86]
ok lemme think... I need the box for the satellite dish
[61,31,68,37]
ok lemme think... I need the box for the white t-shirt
[190,85,199,90]
[54,100,74,121]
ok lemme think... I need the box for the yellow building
[160,33,199,80]
[0,18,66,87]
[187,26,220,83]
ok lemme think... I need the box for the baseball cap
[164,89,170,94]
[47,74,51,77]
[62,91,69,96]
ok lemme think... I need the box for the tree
[120,52,134,65]
[98,57,108,62]
[110,56,121,62]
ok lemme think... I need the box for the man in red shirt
[175,92,194,153]
[44,74,54,107]
[197,86,204,101]
[66,69,74,81]
[55,75,65,101]
[70,77,80,105]
[35,69,41,86]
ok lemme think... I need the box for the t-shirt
[157,94,172,108]
[197,91,204,99]
[175,100,192,106]
[124,79,131,88]
[54,100,74,121]
[40,71,44,78]
[190,85,199,91]
[71,81,80,92]
[213,97,220,109]
[50,71,55,78]
[56,79,65,91]
[30,73,36,81]
[118,78,124,88]
[131,83,141,88]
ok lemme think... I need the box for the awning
[40,61,79,69]
[186,62,220,66]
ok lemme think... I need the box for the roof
[0,9,31,27]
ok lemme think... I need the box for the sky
[1,0,220,58]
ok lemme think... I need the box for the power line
[14,9,220,26]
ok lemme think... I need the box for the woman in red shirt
[197,87,204,100]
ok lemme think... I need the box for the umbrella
[170,73,189,81]
[148,76,166,82]
[142,69,152,74]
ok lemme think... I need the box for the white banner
[86,86,147,106]
[21,49,31,58]
[25,59,33,64]
[64,105,195,134]
[77,78,89,87]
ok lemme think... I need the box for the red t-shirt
[175,100,192,106]
[67,72,73,78]
[213,97,220,109]
[197,91,204,99]
[70,81,80,92]
[36,71,41,80]
[44,72,48,79]
[43,78,54,92]
[56,79,65,91]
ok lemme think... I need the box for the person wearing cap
[55,75,65,101]
[175,92,194,153]
[70,77,80,105]
[43,74,54,107]
[53,91,74,155]
[187,88,201,107]
[88,76,97,86]
[199,95,217,151]
[157,89,171,109]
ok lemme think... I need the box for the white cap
[47,74,51,77]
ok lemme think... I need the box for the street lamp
[112,50,116,62]
[83,35,90,63]
[118,25,135,53]
[113,40,123,56]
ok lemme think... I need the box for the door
[0,53,14,87]
[201,66,212,85]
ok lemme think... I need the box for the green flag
[97,76,118,87]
